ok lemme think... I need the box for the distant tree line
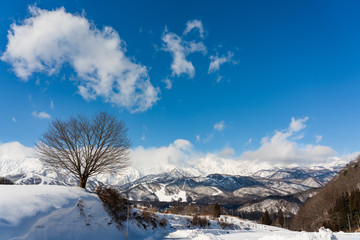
[261,209,285,228]
[165,202,222,219]
[0,177,14,184]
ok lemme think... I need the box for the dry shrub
[0,177,14,184]
[192,214,210,228]
[159,218,168,227]
[96,186,131,228]
[218,221,237,230]
[134,210,159,229]
[185,217,192,228]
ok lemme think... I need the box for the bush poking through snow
[96,186,131,228]
[133,210,159,229]
[0,177,14,184]
[218,221,239,230]
[159,217,168,228]
[192,214,210,228]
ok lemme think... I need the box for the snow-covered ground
[165,229,360,240]
[0,185,122,240]
[1,185,359,240]
[166,216,360,239]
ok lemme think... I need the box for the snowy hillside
[0,185,122,240]
[0,185,359,240]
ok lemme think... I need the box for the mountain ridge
[0,149,345,223]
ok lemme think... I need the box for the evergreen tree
[262,210,272,225]
[278,209,284,227]
[323,189,360,232]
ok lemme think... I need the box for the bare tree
[36,112,131,188]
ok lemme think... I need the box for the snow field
[1,185,360,240]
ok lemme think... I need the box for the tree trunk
[79,176,87,188]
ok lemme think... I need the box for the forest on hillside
[291,156,360,232]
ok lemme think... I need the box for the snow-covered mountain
[0,142,343,188]
[107,165,341,222]
[115,165,340,202]
[0,142,345,221]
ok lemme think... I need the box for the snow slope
[166,228,360,240]
[0,185,123,240]
[1,185,359,240]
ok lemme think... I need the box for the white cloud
[130,134,352,176]
[162,26,207,78]
[203,133,214,143]
[11,117,16,123]
[219,146,235,158]
[0,142,44,177]
[50,100,54,109]
[213,120,225,131]
[196,134,200,141]
[208,51,234,73]
[131,139,250,176]
[32,111,51,119]
[337,152,360,163]
[1,7,159,112]
[0,142,35,160]
[289,116,309,132]
[183,19,204,38]
[315,135,323,143]
[245,138,252,146]
[173,139,193,151]
[240,117,336,165]
[162,78,173,90]
[131,139,195,174]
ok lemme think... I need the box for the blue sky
[1,0,360,167]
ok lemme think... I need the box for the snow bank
[166,227,338,240]
[0,185,90,225]
[259,228,335,240]
[0,185,121,240]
